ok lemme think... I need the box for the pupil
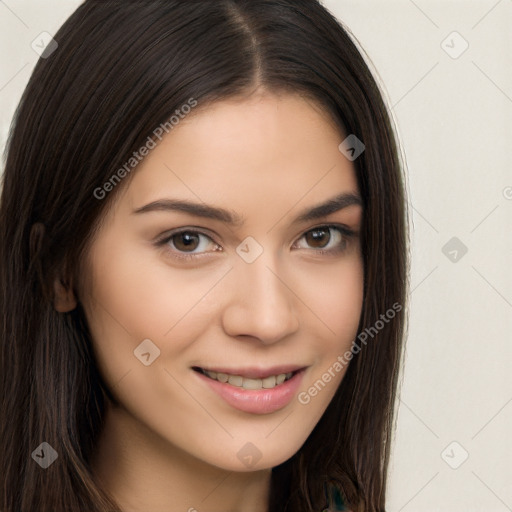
[174,232,199,251]
[306,228,330,248]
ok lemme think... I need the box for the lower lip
[194,369,306,414]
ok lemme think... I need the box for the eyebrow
[294,192,362,223]
[132,192,362,225]
[133,199,243,224]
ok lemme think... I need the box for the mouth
[192,365,308,414]
[192,366,304,390]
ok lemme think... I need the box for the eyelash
[155,225,356,261]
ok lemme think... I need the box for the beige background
[1,1,511,510]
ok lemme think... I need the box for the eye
[158,230,221,255]
[293,225,352,252]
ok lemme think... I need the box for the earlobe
[53,278,77,312]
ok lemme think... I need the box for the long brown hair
[0,1,408,511]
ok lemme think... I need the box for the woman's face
[79,90,364,471]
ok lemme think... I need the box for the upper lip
[193,365,307,379]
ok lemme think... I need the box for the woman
[0,1,408,511]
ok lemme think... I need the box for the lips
[192,365,307,414]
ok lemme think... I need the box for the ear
[53,277,77,312]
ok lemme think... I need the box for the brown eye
[305,227,331,248]
[158,229,222,259]
[294,225,348,253]
[172,232,201,252]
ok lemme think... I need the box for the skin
[56,89,364,512]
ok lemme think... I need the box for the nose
[220,256,300,345]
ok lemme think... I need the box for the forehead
[120,91,359,220]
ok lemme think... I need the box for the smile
[194,367,296,390]
[192,366,307,414]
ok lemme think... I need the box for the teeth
[262,375,276,388]
[201,369,295,389]
[216,372,229,383]
[228,375,243,387]
[243,378,262,390]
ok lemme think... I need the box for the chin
[196,434,306,473]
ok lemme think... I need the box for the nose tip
[220,263,300,344]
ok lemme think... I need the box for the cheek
[322,265,363,342]
[293,256,363,415]
[82,239,228,342]
[79,240,231,397]
[296,254,364,353]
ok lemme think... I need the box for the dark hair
[0,1,408,511]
